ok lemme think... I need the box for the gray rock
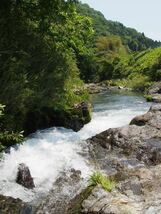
[82,165,161,214]
[16,163,35,189]
[82,104,161,214]
[88,104,161,165]
[148,82,161,95]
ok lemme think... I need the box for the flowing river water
[0,91,151,204]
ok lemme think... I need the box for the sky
[81,0,160,41]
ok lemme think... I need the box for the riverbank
[73,103,161,214]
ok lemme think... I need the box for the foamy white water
[0,91,151,202]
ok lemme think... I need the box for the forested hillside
[0,0,93,150]
[109,47,161,91]
[77,3,161,52]
[77,2,161,85]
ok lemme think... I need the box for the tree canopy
[0,0,93,134]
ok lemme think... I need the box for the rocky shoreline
[81,103,161,214]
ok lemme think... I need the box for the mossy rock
[24,102,92,135]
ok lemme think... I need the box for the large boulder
[36,168,83,214]
[16,163,35,189]
[88,104,161,165]
[24,102,92,134]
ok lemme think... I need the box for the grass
[88,171,115,192]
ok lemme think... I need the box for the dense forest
[0,0,161,151]
[0,0,93,151]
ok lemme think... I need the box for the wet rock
[16,163,35,189]
[72,102,92,131]
[0,195,33,214]
[36,168,83,214]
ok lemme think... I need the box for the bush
[88,171,115,192]
[144,94,153,102]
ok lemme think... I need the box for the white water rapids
[0,91,151,202]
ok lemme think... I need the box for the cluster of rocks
[85,83,108,94]
[85,83,130,94]
[81,104,161,214]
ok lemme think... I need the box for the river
[0,91,151,203]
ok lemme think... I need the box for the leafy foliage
[88,171,115,192]
[76,2,161,83]
[0,0,93,134]
[0,105,24,152]
[114,47,161,81]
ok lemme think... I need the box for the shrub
[88,171,115,192]
[144,94,153,102]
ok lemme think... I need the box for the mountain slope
[114,47,161,81]
[77,3,161,52]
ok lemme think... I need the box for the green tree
[0,0,93,134]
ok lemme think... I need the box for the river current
[0,91,151,203]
